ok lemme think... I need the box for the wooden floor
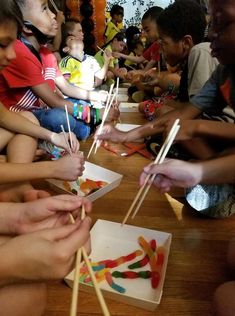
[42,112,235,316]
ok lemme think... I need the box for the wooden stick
[115,77,119,104]
[131,124,180,219]
[64,104,73,150]
[70,206,85,316]
[49,0,59,12]
[60,125,72,156]
[94,93,116,154]
[97,45,105,53]
[122,119,180,225]
[87,85,115,159]
[70,212,110,316]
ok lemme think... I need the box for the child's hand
[112,52,122,58]
[56,10,65,25]
[50,132,80,154]
[52,153,85,180]
[16,195,92,234]
[100,107,120,123]
[116,68,127,79]
[2,216,91,281]
[104,49,113,63]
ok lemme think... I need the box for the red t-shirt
[0,40,61,112]
[143,41,160,62]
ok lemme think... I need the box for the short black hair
[110,4,124,17]
[103,32,126,49]
[142,6,163,22]
[157,0,206,45]
[0,0,23,32]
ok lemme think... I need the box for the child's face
[113,13,123,24]
[23,0,58,37]
[209,0,235,65]
[0,22,17,71]
[70,23,84,41]
[134,43,144,56]
[112,39,126,52]
[158,29,187,67]
[66,37,84,53]
[141,17,158,43]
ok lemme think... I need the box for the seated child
[124,39,145,70]
[0,0,118,141]
[59,19,111,90]
[105,4,124,43]
[95,32,128,84]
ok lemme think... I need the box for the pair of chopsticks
[49,0,59,12]
[60,104,74,156]
[62,106,110,315]
[87,83,116,158]
[122,119,180,225]
[70,211,110,316]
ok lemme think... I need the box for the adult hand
[140,159,201,193]
[95,124,127,143]
[1,216,91,282]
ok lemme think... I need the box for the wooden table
[43,112,234,316]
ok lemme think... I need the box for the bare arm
[113,52,146,64]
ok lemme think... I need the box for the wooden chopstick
[87,84,115,158]
[60,125,72,156]
[97,45,105,54]
[70,206,85,316]
[70,213,110,316]
[49,0,59,12]
[122,119,180,225]
[64,104,73,150]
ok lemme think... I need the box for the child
[95,32,127,83]
[0,0,118,141]
[105,4,124,44]
[0,0,85,202]
[118,6,163,76]
[0,1,91,315]
[59,19,111,90]
[96,0,218,159]
[124,40,145,70]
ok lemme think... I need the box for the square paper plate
[65,220,171,311]
[47,162,123,202]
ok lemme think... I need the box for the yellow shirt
[59,55,100,90]
[94,44,118,69]
[105,21,121,43]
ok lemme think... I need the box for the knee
[213,281,235,316]
[19,111,40,125]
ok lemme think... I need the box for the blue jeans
[32,108,90,140]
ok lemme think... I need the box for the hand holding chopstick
[122,119,180,225]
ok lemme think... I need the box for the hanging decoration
[65,0,107,51]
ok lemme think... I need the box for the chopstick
[64,104,73,149]
[70,213,110,316]
[97,45,106,54]
[49,0,59,12]
[122,119,180,225]
[60,125,72,156]
[87,84,115,158]
[70,206,85,316]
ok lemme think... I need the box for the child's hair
[130,39,143,53]
[142,6,163,22]
[60,18,80,56]
[1,0,23,32]
[110,4,124,17]
[125,26,141,51]
[157,0,206,45]
[103,32,126,49]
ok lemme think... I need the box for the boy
[0,1,91,315]
[105,4,124,43]
[0,0,118,140]
[0,0,84,201]
[96,0,219,159]
[59,19,111,90]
